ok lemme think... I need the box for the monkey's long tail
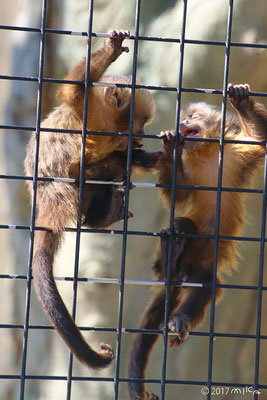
[127,287,180,400]
[32,229,114,369]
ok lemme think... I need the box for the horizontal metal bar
[0,174,264,195]
[0,224,266,244]
[1,24,267,50]
[2,72,267,101]
[1,274,267,292]
[1,322,267,343]
[0,373,266,390]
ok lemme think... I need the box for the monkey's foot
[106,29,130,61]
[228,83,250,112]
[168,316,189,347]
[145,391,159,400]
[159,130,184,161]
[99,342,115,363]
[109,187,134,225]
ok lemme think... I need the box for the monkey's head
[102,75,156,150]
[180,102,240,154]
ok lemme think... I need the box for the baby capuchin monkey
[127,84,267,399]
[24,30,160,370]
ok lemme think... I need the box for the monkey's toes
[127,210,134,219]
[168,316,189,342]
[99,342,114,362]
[145,391,160,400]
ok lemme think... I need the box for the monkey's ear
[104,87,124,109]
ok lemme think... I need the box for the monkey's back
[24,104,83,228]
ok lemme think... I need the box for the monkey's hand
[228,83,250,112]
[168,315,189,346]
[105,29,130,62]
[159,130,184,162]
[131,148,163,169]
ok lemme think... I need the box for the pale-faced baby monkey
[127,84,267,399]
[25,30,161,370]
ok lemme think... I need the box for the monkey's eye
[192,113,205,120]
[142,117,148,125]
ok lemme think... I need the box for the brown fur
[127,84,267,399]
[24,30,160,369]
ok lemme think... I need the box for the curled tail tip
[99,341,115,363]
[82,342,114,369]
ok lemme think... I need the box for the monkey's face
[102,76,155,151]
[180,103,222,153]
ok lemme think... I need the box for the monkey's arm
[69,30,129,84]
[157,130,190,207]
[69,150,127,180]
[228,83,267,140]
[228,84,267,172]
[131,148,163,172]
[57,30,129,107]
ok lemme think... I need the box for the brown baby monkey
[25,30,160,369]
[127,84,267,399]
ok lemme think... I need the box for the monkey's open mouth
[182,128,199,137]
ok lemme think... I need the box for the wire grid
[0,0,267,399]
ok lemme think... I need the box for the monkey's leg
[82,185,133,228]
[155,217,196,280]
[127,218,195,399]
[127,286,181,400]
[168,269,222,347]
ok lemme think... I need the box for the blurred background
[0,0,267,399]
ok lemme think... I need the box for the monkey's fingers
[118,183,135,191]
[160,228,171,236]
[228,83,250,99]
[228,83,250,110]
[159,130,176,142]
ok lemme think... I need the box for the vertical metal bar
[19,1,47,399]
[253,144,267,399]
[66,1,94,398]
[206,1,234,398]
[160,1,188,398]
[113,0,141,398]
